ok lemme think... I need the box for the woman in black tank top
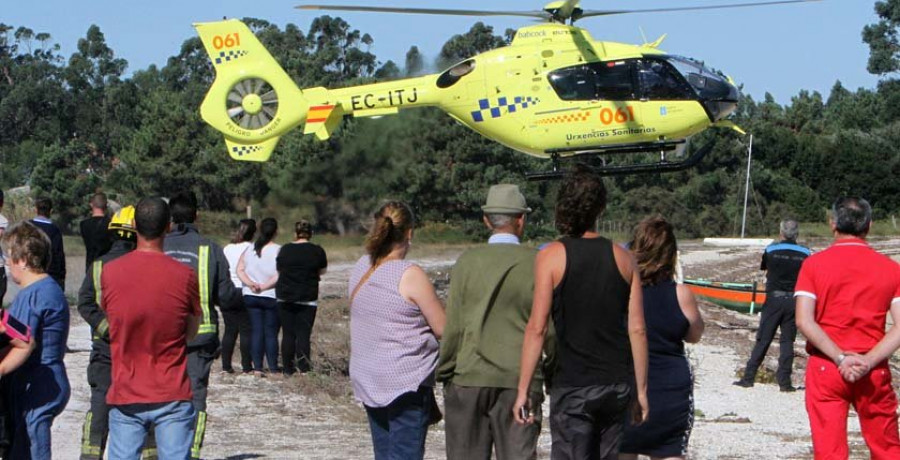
[514,164,650,460]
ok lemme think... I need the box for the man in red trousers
[796,196,900,459]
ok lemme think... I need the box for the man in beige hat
[437,184,554,460]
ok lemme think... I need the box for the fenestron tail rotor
[227,78,280,130]
[196,19,310,162]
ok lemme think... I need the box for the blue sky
[5,0,880,104]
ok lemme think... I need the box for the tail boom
[195,20,442,160]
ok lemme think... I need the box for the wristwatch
[835,353,847,366]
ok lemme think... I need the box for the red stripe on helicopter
[308,104,335,123]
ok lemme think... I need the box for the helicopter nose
[709,100,738,121]
[703,80,740,121]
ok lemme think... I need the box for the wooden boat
[684,279,767,314]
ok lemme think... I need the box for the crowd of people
[0,191,329,459]
[0,164,898,459]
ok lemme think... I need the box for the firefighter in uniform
[163,191,240,460]
[78,206,158,459]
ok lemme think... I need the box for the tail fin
[195,20,308,161]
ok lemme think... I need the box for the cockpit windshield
[664,56,738,102]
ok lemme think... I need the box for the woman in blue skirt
[620,216,704,460]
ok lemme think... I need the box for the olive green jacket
[437,243,555,393]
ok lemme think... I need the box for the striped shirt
[488,233,520,245]
[348,256,439,407]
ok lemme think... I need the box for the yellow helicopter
[194,0,820,177]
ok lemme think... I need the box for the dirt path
[43,239,900,458]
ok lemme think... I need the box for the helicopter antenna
[639,26,648,45]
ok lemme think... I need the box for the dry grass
[734,366,779,385]
[301,298,353,398]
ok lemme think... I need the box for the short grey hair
[779,219,799,241]
[485,213,519,229]
[832,197,872,237]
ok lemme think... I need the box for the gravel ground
[7,238,895,458]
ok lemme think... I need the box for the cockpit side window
[548,60,636,101]
[592,61,636,100]
[638,59,695,100]
[548,65,598,100]
[664,56,738,102]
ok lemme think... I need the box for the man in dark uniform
[79,192,113,269]
[734,219,811,392]
[163,191,240,460]
[78,206,157,459]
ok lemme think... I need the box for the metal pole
[741,134,753,239]
[749,281,757,315]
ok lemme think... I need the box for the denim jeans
[244,295,280,372]
[365,386,434,460]
[108,401,195,460]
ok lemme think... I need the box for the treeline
[1,5,898,238]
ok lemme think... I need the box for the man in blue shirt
[734,219,811,391]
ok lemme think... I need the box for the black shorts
[549,383,632,460]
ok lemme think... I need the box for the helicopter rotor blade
[297,5,549,19]
[580,0,822,18]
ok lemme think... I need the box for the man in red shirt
[101,197,201,460]
[796,197,900,459]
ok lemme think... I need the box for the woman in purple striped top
[348,201,446,460]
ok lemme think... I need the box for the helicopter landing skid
[525,140,711,181]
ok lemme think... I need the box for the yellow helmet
[108,205,136,241]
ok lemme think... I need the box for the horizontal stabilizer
[225,137,280,162]
[303,88,345,140]
[714,120,747,135]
